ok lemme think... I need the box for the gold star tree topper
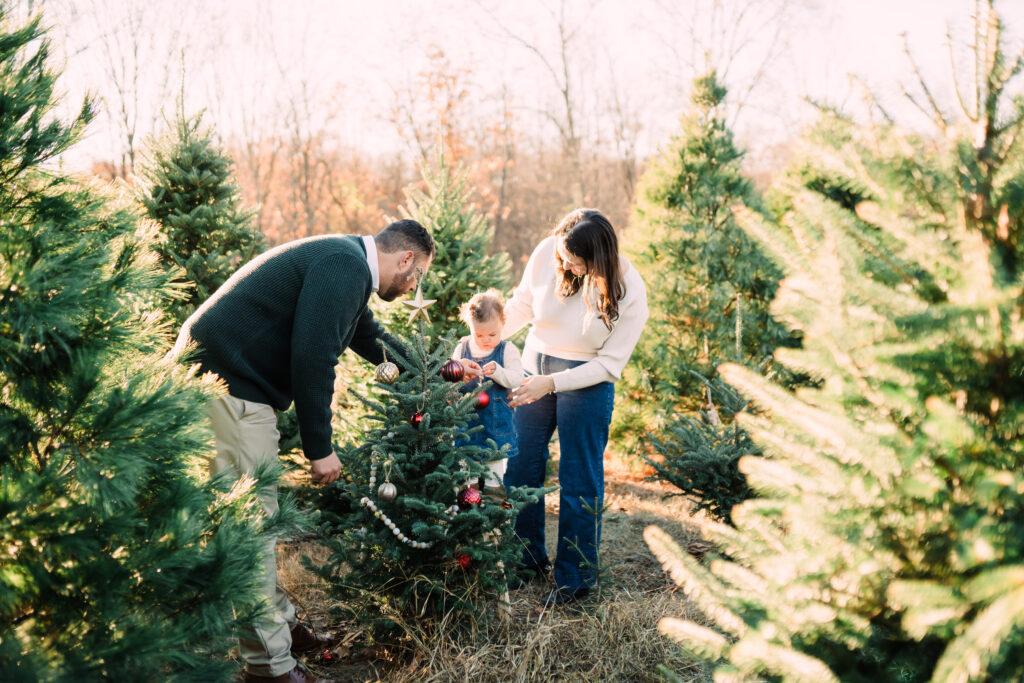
[403,268,436,324]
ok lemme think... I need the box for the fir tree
[306,314,538,637]
[386,149,511,338]
[616,73,795,519]
[643,379,758,523]
[648,5,1024,679]
[0,11,290,681]
[137,111,263,327]
[618,73,794,422]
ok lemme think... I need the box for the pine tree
[615,73,796,518]
[0,12,291,681]
[648,5,1024,679]
[306,313,538,637]
[137,111,263,327]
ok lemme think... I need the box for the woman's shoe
[507,558,552,590]
[541,585,591,607]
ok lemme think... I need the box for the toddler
[452,289,524,493]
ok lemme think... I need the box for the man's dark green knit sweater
[176,234,395,461]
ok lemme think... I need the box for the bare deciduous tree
[649,0,797,126]
[389,45,474,166]
[263,12,344,240]
[203,0,283,239]
[604,57,642,203]
[475,0,599,205]
[52,0,201,177]
[901,0,1024,257]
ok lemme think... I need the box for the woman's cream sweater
[502,235,649,392]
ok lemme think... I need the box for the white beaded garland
[362,462,456,550]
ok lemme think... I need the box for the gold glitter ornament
[374,361,400,384]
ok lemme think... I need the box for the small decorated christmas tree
[306,279,537,635]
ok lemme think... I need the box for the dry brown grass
[275,458,714,682]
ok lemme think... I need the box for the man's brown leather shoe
[290,622,337,655]
[241,664,334,683]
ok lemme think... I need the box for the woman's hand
[508,375,555,407]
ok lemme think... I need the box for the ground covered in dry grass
[275,459,713,682]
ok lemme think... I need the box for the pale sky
[29,0,1024,172]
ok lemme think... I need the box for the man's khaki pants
[209,395,297,678]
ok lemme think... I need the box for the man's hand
[310,453,341,484]
[458,357,483,379]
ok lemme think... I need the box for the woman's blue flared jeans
[504,350,615,592]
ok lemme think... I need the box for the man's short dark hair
[375,219,435,259]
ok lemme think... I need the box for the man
[175,219,434,683]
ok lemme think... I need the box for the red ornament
[440,359,465,382]
[457,486,482,509]
[410,411,424,428]
[455,553,471,570]
[475,391,490,410]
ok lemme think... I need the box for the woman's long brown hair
[552,208,624,330]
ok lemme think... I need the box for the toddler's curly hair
[459,289,506,326]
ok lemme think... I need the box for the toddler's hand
[482,361,497,376]
[458,357,483,379]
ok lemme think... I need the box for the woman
[504,208,648,607]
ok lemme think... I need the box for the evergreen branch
[839,154,952,294]
[658,617,730,660]
[963,565,1024,604]
[721,363,904,477]
[728,500,789,555]
[887,579,969,639]
[709,559,769,601]
[730,636,839,683]
[643,525,746,637]
[737,456,825,500]
[931,584,1024,682]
